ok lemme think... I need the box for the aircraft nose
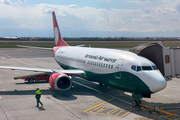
[147,71,167,93]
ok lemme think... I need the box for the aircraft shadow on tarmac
[1,77,180,118]
[15,81,49,85]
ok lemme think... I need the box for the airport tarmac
[0,48,180,120]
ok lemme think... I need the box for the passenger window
[111,65,113,69]
[137,66,141,72]
[106,64,108,68]
[108,64,110,68]
[131,65,136,71]
[101,63,103,67]
[103,63,105,67]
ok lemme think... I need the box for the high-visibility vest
[35,89,42,95]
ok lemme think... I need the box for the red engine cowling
[49,73,72,90]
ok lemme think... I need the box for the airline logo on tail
[54,27,59,45]
[52,11,68,47]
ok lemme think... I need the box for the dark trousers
[36,98,43,107]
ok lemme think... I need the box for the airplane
[0,11,167,106]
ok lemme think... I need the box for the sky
[1,0,180,37]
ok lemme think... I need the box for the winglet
[52,11,68,47]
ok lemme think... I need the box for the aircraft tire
[99,83,103,86]
[28,78,35,83]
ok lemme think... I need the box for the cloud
[98,0,114,2]
[1,1,180,36]
[18,0,26,3]
[143,9,152,14]
[158,8,176,15]
[68,4,79,9]
[140,28,157,32]
[127,1,142,4]
[2,0,12,5]
[176,2,180,13]
[142,15,155,21]
[118,28,129,31]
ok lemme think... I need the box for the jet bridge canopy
[129,42,164,75]
[129,41,180,78]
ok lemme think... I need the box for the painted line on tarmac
[4,54,36,67]
[0,96,1,99]
[73,81,101,93]
[84,98,114,112]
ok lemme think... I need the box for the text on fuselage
[84,54,117,63]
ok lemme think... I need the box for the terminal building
[129,41,180,78]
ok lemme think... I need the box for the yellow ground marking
[4,54,36,67]
[152,114,180,120]
[121,111,131,118]
[135,117,153,120]
[89,106,131,118]
[153,115,172,120]
[0,96,1,99]
[83,98,114,112]
[136,115,180,120]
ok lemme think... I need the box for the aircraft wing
[17,45,53,50]
[0,66,86,77]
[17,44,85,49]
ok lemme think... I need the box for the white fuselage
[54,46,167,95]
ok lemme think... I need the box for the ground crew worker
[35,88,43,107]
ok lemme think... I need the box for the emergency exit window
[165,55,170,63]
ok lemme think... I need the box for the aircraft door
[115,59,123,79]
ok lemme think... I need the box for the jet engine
[49,73,72,90]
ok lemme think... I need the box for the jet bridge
[129,41,180,78]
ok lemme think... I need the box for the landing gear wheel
[149,110,152,114]
[99,83,103,86]
[132,100,136,107]
[28,78,35,83]
[132,99,141,107]
[157,111,160,114]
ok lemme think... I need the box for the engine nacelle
[49,73,72,90]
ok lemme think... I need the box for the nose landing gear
[132,92,142,107]
[132,99,141,107]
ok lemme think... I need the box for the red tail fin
[52,11,68,47]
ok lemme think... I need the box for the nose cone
[144,71,167,93]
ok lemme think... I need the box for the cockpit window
[152,66,157,70]
[131,65,136,71]
[137,66,142,72]
[142,66,152,70]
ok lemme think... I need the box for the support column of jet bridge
[129,41,180,78]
